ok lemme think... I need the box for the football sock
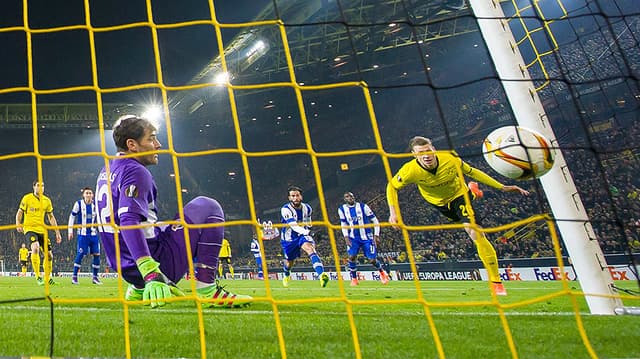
[283,263,290,277]
[309,252,324,275]
[92,255,100,277]
[73,252,83,277]
[31,253,41,279]
[43,256,53,280]
[348,260,358,279]
[475,235,501,283]
[229,264,235,276]
[73,263,81,277]
[372,260,383,271]
[195,263,217,284]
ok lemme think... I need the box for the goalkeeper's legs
[126,197,252,307]
[187,197,224,284]
[155,196,224,284]
[162,196,252,307]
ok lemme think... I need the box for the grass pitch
[0,276,638,358]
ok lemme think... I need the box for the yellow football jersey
[389,152,503,206]
[219,238,232,258]
[19,247,29,261]
[19,193,53,234]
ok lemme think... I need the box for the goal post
[468,0,622,314]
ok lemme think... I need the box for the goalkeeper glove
[137,257,185,308]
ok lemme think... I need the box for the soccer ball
[482,126,555,180]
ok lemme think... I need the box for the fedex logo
[608,267,630,280]
[534,267,571,281]
[499,268,522,281]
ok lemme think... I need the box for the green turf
[0,277,638,358]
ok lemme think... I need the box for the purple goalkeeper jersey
[96,156,160,271]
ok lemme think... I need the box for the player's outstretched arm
[501,185,529,196]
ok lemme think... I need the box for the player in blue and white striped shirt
[280,186,329,288]
[250,234,263,280]
[338,192,390,286]
[68,187,102,285]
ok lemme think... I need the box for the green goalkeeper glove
[137,257,185,308]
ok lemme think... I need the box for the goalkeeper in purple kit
[95,115,251,308]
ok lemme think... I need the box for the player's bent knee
[183,196,224,224]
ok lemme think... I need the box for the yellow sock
[21,266,27,275]
[31,254,41,279]
[218,263,223,278]
[229,265,235,276]
[44,256,53,280]
[475,235,501,283]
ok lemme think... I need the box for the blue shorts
[281,235,314,261]
[77,234,100,256]
[347,237,377,259]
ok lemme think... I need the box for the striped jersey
[280,202,312,242]
[68,199,98,236]
[250,238,261,258]
[338,202,380,240]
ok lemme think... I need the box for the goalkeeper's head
[113,115,157,151]
[113,115,161,166]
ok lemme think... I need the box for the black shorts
[25,231,52,252]
[431,191,480,224]
[219,257,232,264]
[20,260,28,266]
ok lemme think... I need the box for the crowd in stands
[0,13,638,274]
[1,103,638,274]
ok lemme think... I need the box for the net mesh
[0,0,639,357]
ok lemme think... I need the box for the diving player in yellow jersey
[15,181,63,285]
[386,136,529,296]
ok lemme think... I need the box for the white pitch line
[4,305,587,316]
